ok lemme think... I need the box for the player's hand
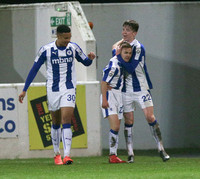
[115,45,121,55]
[19,91,26,103]
[88,52,96,60]
[107,84,112,90]
[102,99,109,109]
[112,39,124,50]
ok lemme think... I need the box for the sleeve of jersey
[75,44,93,66]
[23,51,46,92]
[116,54,139,74]
[116,47,144,74]
[112,49,116,57]
[102,65,118,84]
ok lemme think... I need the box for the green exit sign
[50,13,71,27]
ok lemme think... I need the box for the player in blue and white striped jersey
[112,20,170,163]
[19,25,95,165]
[101,42,132,163]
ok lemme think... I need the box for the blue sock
[62,123,71,129]
[52,124,60,129]
[125,123,133,128]
[110,129,118,135]
[148,120,157,126]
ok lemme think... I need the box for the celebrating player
[18,25,95,165]
[101,42,132,163]
[112,20,170,163]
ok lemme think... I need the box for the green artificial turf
[0,149,200,179]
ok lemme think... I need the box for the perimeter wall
[0,2,200,155]
[82,2,200,149]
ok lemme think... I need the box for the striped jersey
[113,39,153,92]
[23,41,92,92]
[102,56,124,91]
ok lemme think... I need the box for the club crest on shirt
[136,48,141,54]
[67,49,72,56]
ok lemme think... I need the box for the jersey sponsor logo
[52,57,73,64]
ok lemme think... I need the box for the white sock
[51,125,61,155]
[109,130,118,156]
[62,127,72,157]
[124,126,134,156]
[149,120,164,151]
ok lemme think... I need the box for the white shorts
[47,88,76,111]
[122,90,153,113]
[100,89,123,119]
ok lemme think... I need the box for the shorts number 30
[67,94,75,102]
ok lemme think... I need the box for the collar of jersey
[56,46,66,50]
[130,39,137,47]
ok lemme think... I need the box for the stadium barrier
[0,82,101,159]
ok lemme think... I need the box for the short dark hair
[56,25,71,34]
[120,41,132,50]
[123,20,139,32]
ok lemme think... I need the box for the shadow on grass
[102,148,200,158]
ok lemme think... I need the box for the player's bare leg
[124,111,134,163]
[61,107,74,165]
[143,106,170,162]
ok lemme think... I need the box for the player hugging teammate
[101,42,133,163]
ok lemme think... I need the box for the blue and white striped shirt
[23,41,92,92]
[102,56,123,91]
[113,39,152,92]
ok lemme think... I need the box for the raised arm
[74,43,95,66]
[115,44,145,74]
[112,39,124,57]
[112,39,124,50]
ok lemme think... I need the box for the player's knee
[124,113,133,124]
[124,118,133,125]
[146,114,155,123]
[112,124,120,132]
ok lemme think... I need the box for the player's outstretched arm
[19,91,26,103]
